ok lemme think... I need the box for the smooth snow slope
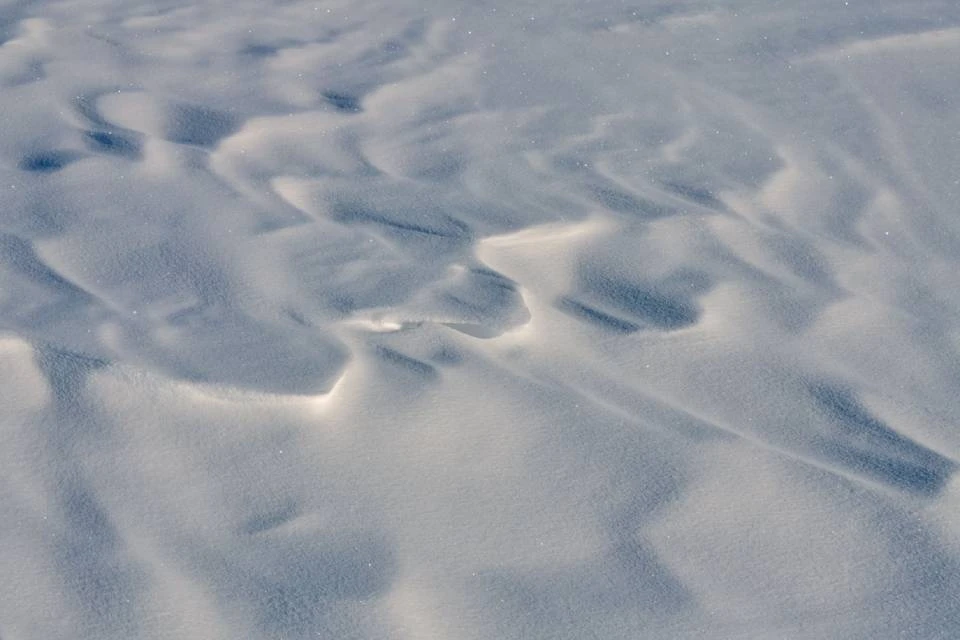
[2,0,960,638]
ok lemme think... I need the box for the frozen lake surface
[1,0,960,637]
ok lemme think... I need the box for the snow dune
[1,0,960,637]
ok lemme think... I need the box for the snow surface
[2,0,960,638]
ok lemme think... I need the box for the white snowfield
[1,0,959,637]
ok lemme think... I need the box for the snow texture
[1,0,960,638]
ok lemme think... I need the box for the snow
[1,0,959,638]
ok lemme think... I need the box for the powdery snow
[1,1,959,638]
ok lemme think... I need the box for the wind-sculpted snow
[1,1,960,638]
